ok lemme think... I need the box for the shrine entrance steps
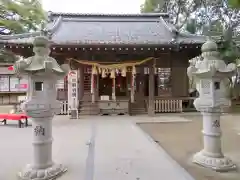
[130,100,147,115]
[79,101,100,115]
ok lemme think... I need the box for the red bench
[0,113,29,128]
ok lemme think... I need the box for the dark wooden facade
[0,12,206,115]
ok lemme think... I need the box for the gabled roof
[0,12,207,46]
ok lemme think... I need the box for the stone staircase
[79,101,100,115]
[79,72,100,115]
[78,92,100,115]
[130,99,147,115]
[83,73,91,92]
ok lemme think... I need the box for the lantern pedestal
[19,163,66,180]
[192,110,236,171]
[193,151,235,172]
[18,97,67,180]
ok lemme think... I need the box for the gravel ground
[138,113,240,180]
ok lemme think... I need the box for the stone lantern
[187,39,237,171]
[13,36,70,180]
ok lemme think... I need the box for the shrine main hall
[0,12,207,116]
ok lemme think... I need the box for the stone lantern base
[18,163,67,180]
[193,151,236,172]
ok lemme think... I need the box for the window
[35,82,43,91]
[144,68,172,96]
[157,68,171,96]
[214,81,220,90]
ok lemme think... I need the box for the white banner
[68,70,78,110]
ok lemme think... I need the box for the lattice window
[157,68,171,96]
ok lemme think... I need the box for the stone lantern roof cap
[201,38,218,53]
[33,36,50,48]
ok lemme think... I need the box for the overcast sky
[42,0,145,14]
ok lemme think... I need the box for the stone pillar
[193,110,236,171]
[148,60,155,116]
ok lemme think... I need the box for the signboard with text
[0,76,28,92]
[0,76,10,91]
[10,77,28,92]
[68,71,78,110]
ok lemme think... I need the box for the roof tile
[0,13,207,45]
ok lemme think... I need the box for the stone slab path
[0,115,194,180]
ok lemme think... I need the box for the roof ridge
[158,17,179,41]
[46,16,63,38]
[48,11,169,18]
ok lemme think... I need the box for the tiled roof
[0,12,207,45]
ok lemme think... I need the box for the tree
[141,0,240,60]
[141,0,202,30]
[0,0,46,35]
[228,0,240,8]
[0,0,46,62]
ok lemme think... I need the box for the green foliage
[185,19,197,34]
[140,0,240,63]
[0,0,47,34]
[0,0,46,63]
[228,0,240,8]
[140,0,165,13]
[219,40,240,63]
[0,49,17,63]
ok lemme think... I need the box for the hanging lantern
[121,66,127,77]
[8,66,14,71]
[132,66,136,75]
[92,65,97,75]
[101,68,106,78]
[110,69,115,78]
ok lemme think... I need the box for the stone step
[79,112,99,115]
[79,110,100,115]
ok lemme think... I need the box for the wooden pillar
[78,65,84,100]
[112,77,116,101]
[91,73,95,103]
[139,66,145,97]
[126,72,130,97]
[95,73,99,101]
[148,60,155,116]
[130,66,136,103]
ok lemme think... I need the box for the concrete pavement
[0,115,194,180]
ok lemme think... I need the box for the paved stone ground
[0,115,195,180]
